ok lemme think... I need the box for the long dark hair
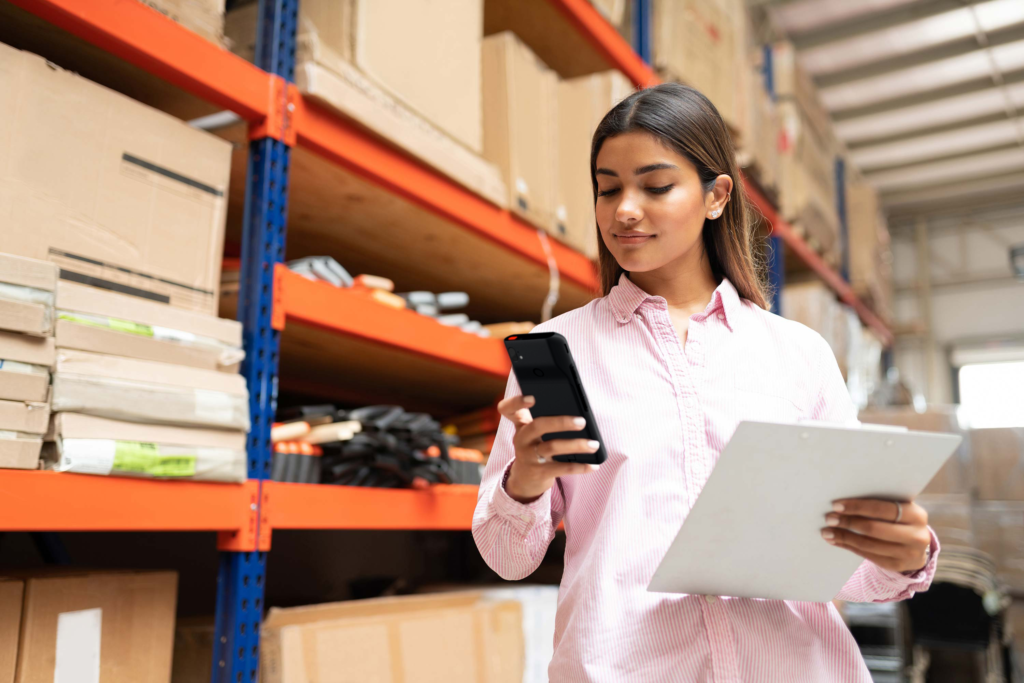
[591,83,769,308]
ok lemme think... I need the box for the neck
[627,250,719,315]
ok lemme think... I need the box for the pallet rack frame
[0,1,894,680]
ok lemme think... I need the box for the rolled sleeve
[491,460,554,537]
[837,527,940,603]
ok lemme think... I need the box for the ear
[704,174,734,220]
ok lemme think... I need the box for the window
[958,361,1024,428]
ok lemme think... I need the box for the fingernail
[826,514,840,527]
[524,396,536,405]
[573,417,586,428]
[587,440,600,451]
[821,529,835,540]
[832,502,845,513]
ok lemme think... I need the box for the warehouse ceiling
[758,0,1024,220]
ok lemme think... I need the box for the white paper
[54,608,102,683]
[58,439,115,475]
[647,421,962,602]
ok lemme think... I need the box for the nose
[615,190,643,225]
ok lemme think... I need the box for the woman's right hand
[498,394,600,504]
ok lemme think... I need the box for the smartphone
[503,332,607,465]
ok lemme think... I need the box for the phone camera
[533,368,545,377]
[508,348,518,360]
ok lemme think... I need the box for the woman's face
[594,131,727,275]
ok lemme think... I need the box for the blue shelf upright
[632,0,652,64]
[760,44,784,315]
[211,0,298,681]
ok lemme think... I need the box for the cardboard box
[56,281,242,348]
[0,253,57,292]
[781,280,843,356]
[261,592,523,683]
[0,331,54,368]
[171,617,214,683]
[778,100,840,264]
[139,0,225,46]
[10,570,176,683]
[52,349,249,430]
[483,32,559,232]
[0,331,53,403]
[859,406,971,495]
[0,400,49,435]
[292,59,506,208]
[0,436,42,471]
[0,299,49,338]
[973,503,1024,595]
[652,0,749,133]
[917,494,974,549]
[557,71,634,258]
[0,579,23,683]
[846,181,893,322]
[0,42,231,315]
[55,319,238,373]
[973,428,1024,502]
[226,0,482,154]
[49,412,246,451]
[736,72,780,195]
[771,41,835,149]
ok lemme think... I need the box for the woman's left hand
[822,499,932,574]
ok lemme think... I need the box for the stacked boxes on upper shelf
[771,41,842,267]
[846,178,894,324]
[138,0,225,47]
[0,41,247,483]
[225,0,508,210]
[0,254,57,470]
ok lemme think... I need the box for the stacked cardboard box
[45,284,249,483]
[781,280,854,373]
[858,406,971,497]
[847,180,894,323]
[736,69,781,197]
[652,0,750,135]
[483,32,561,233]
[0,42,247,483]
[0,254,58,471]
[139,0,225,46]
[772,42,841,266]
[557,70,635,258]
[0,570,177,683]
[971,428,1024,594]
[225,0,508,210]
[258,592,524,683]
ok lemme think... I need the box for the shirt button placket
[701,598,742,683]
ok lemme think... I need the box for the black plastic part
[504,332,607,464]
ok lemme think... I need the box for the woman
[472,84,936,682]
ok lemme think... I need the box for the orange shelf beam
[292,99,599,291]
[548,0,659,87]
[745,184,894,346]
[9,0,271,120]
[273,265,513,379]
[0,471,258,534]
[265,481,479,531]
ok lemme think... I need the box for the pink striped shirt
[473,274,938,683]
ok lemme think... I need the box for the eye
[597,188,620,197]
[647,185,674,195]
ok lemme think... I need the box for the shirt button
[717,313,725,321]
[705,595,717,603]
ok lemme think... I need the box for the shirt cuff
[491,460,553,537]
[873,526,941,592]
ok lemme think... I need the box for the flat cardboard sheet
[648,421,962,602]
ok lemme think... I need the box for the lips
[614,233,654,245]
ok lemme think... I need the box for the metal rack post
[633,0,652,64]
[835,156,850,283]
[211,0,298,681]
[760,44,784,315]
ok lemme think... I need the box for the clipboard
[647,421,962,602]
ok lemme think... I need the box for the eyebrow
[595,163,679,178]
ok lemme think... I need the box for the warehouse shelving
[264,481,480,533]
[1,0,895,680]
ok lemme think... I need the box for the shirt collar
[608,273,743,330]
